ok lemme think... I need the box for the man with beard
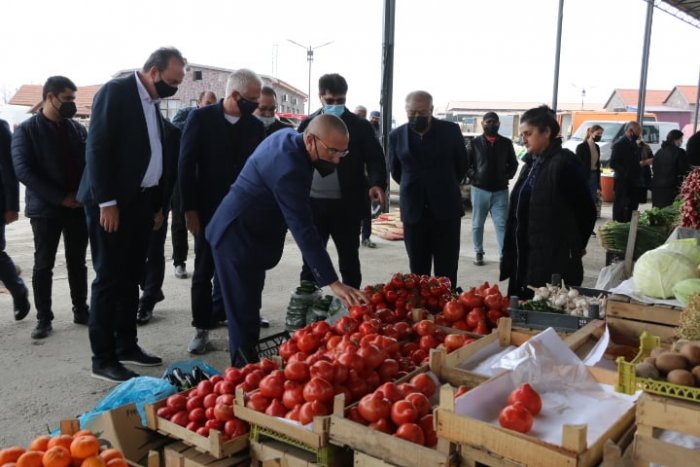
[466,112,518,265]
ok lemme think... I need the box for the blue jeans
[588,171,599,203]
[471,186,508,256]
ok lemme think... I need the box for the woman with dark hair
[500,106,596,299]
[575,124,603,203]
[651,129,690,208]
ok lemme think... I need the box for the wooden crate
[250,439,353,467]
[434,368,636,467]
[162,442,249,467]
[605,295,680,345]
[329,394,458,467]
[144,392,248,459]
[632,393,700,467]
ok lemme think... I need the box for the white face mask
[256,115,275,128]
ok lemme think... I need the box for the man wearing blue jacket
[206,115,367,365]
[12,76,89,339]
[0,119,30,321]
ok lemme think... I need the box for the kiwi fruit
[655,352,689,373]
[635,363,660,379]
[681,344,700,367]
[667,369,695,387]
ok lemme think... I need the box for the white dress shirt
[98,72,164,208]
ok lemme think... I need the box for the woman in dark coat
[651,129,690,208]
[575,124,603,203]
[500,106,597,299]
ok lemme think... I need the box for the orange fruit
[42,447,70,467]
[71,431,94,439]
[97,451,121,464]
[46,437,73,452]
[16,452,44,467]
[0,448,26,465]
[2,463,18,467]
[80,457,105,467]
[105,460,127,467]
[28,438,51,453]
[69,438,99,461]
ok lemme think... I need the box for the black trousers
[403,209,461,288]
[191,227,217,330]
[170,185,188,266]
[300,198,362,288]
[30,209,88,322]
[85,191,154,368]
[140,211,168,307]
[0,222,27,304]
[361,215,372,241]
[612,184,639,222]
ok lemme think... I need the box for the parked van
[558,111,656,139]
[562,120,680,166]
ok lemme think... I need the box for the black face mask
[155,79,178,98]
[409,116,430,133]
[593,135,602,143]
[483,125,499,136]
[312,140,337,177]
[53,99,77,119]
[237,97,259,116]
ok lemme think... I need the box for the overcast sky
[1,0,698,121]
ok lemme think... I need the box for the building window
[160,99,180,120]
[282,93,288,102]
[291,97,297,105]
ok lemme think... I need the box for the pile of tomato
[363,273,452,315]
[155,358,280,439]
[433,282,509,334]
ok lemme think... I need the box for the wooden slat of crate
[353,451,399,467]
[249,439,331,467]
[163,442,249,467]
[144,395,248,458]
[606,316,677,345]
[606,295,681,326]
[458,444,525,467]
[631,393,700,467]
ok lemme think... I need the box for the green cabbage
[672,278,700,306]
[658,239,700,265]
[633,249,699,298]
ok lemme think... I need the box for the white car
[0,104,32,131]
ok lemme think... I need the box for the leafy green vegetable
[672,278,700,306]
[633,249,699,299]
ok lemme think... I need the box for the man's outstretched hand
[329,281,368,307]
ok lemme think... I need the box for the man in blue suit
[389,91,468,289]
[77,47,186,382]
[179,69,265,355]
[206,115,367,365]
[0,119,31,321]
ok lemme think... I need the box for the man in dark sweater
[466,112,518,265]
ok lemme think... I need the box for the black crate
[236,330,290,364]
[510,286,608,332]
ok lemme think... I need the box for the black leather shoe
[31,321,52,339]
[260,315,270,328]
[136,307,153,325]
[13,289,31,321]
[118,347,162,366]
[91,363,139,383]
[73,305,90,325]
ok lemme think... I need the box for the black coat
[466,134,518,191]
[266,119,293,136]
[575,140,601,174]
[178,100,265,221]
[0,119,19,214]
[652,142,690,189]
[11,112,87,218]
[687,131,700,167]
[389,119,468,224]
[298,108,387,220]
[609,136,642,192]
[500,141,596,297]
[77,74,176,212]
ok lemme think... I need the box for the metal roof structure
[659,0,700,26]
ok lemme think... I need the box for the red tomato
[410,349,428,365]
[213,403,235,421]
[197,380,213,396]
[303,377,335,403]
[358,391,392,423]
[378,359,399,382]
[466,308,487,328]
[246,393,270,413]
[299,400,330,424]
[377,382,404,403]
[216,393,235,405]
[285,405,301,421]
[297,332,321,354]
[265,399,288,417]
[245,369,265,389]
[487,309,504,327]
[454,386,470,398]
[391,400,418,425]
[259,374,285,399]
[224,368,244,385]
[166,394,187,411]
[205,419,223,430]
[284,361,310,383]
[210,375,223,385]
[338,350,365,373]
[186,421,201,432]
[443,299,465,322]
[369,418,394,434]
[171,410,189,427]
[203,393,218,409]
[196,426,210,437]
[358,344,385,370]
[405,393,432,418]
[411,374,437,398]
[484,294,502,310]
[443,334,467,353]
[156,406,174,419]
[282,381,305,410]
[413,320,435,337]
[188,407,206,423]
[499,402,533,433]
[218,380,235,395]
[401,342,419,356]
[474,320,489,335]
[334,316,360,335]
[279,340,298,361]
[349,305,369,319]
[205,407,214,420]
[310,360,335,382]
[507,384,542,416]
[346,373,369,401]
[418,335,438,351]
[419,414,438,447]
[395,422,425,445]
[310,320,331,337]
[186,395,204,411]
[451,320,470,331]
[224,418,249,438]
[259,358,278,373]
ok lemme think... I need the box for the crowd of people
[1,45,699,383]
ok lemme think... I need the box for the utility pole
[287,40,333,115]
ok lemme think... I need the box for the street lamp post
[288,39,333,115]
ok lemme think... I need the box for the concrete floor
[0,197,624,446]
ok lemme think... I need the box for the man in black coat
[297,74,386,289]
[389,91,468,288]
[179,69,265,355]
[687,130,700,167]
[11,76,89,339]
[254,86,293,136]
[0,119,31,320]
[609,122,652,222]
[77,47,186,382]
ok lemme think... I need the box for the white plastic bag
[595,261,627,290]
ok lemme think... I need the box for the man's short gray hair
[624,121,640,132]
[405,90,433,106]
[225,69,262,97]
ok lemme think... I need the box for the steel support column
[552,0,565,112]
[637,0,655,123]
[380,0,396,212]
